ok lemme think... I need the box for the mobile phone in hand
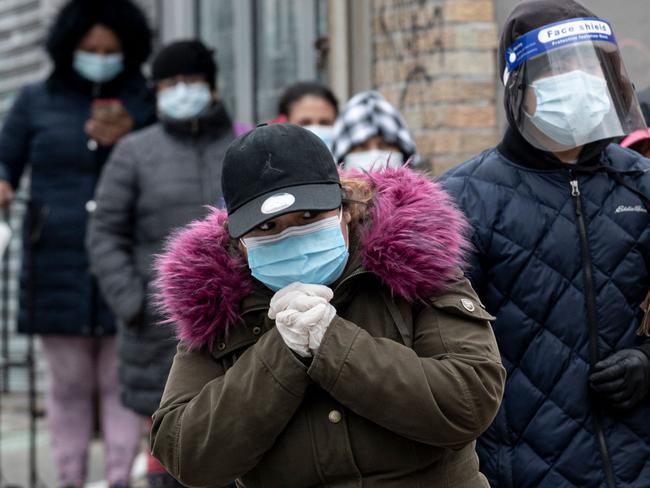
[91,98,121,118]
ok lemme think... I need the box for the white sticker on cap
[260,193,296,214]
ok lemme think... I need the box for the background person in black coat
[0,0,155,486]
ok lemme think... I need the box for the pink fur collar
[154,167,469,349]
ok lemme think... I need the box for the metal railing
[0,199,47,488]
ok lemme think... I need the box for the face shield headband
[502,17,646,152]
[503,17,617,85]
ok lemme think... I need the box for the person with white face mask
[441,1,650,487]
[87,39,236,488]
[152,41,220,123]
[332,91,417,171]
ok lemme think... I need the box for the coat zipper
[569,177,616,488]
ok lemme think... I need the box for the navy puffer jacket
[441,130,650,488]
[0,75,155,336]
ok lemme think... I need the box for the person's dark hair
[46,0,152,77]
[152,40,218,90]
[277,81,339,117]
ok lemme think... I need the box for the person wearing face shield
[86,39,236,487]
[332,91,417,171]
[148,123,505,487]
[441,1,650,487]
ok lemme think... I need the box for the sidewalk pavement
[0,392,147,488]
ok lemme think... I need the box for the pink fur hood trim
[154,167,469,349]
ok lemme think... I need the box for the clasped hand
[268,282,336,357]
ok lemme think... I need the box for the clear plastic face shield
[503,17,647,153]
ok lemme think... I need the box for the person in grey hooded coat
[86,40,235,485]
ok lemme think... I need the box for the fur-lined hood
[154,167,469,349]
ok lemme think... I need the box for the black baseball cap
[222,124,341,238]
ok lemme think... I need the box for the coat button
[217,342,226,351]
[460,298,475,312]
[252,326,261,335]
[328,410,342,424]
[87,139,98,151]
[85,200,97,213]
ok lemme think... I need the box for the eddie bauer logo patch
[615,205,647,214]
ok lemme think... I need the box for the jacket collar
[497,127,612,171]
[498,129,650,214]
[160,102,232,138]
[154,167,469,349]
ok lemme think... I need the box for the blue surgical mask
[157,82,212,120]
[73,51,124,83]
[528,70,611,147]
[343,149,404,171]
[241,212,349,292]
[304,125,335,151]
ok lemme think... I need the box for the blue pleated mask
[241,211,349,292]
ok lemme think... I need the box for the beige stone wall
[371,0,500,174]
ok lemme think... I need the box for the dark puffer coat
[0,0,155,336]
[0,75,155,336]
[441,129,650,488]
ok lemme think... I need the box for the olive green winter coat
[150,168,506,487]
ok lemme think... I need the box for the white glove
[269,282,336,357]
[306,303,336,354]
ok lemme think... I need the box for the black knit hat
[498,0,597,81]
[152,40,217,89]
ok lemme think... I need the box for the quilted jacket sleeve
[150,328,311,487]
[0,86,32,187]
[86,137,145,324]
[307,278,505,448]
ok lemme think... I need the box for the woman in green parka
[150,123,505,487]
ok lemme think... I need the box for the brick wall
[371,0,499,175]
